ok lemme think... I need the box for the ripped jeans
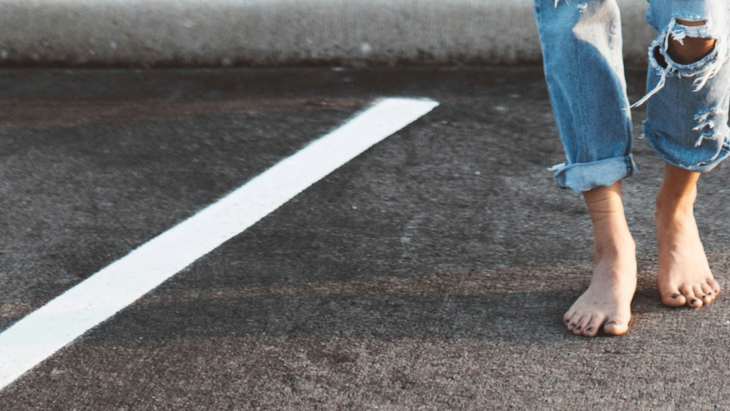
[534,0,730,192]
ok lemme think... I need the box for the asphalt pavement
[0,66,729,410]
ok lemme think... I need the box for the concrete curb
[1,0,654,67]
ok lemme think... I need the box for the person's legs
[534,0,638,336]
[642,0,729,308]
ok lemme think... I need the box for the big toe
[661,288,687,307]
[603,314,630,336]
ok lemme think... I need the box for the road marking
[0,98,439,391]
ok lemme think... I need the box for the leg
[666,19,716,65]
[534,0,638,336]
[534,0,637,193]
[641,0,728,308]
[642,0,730,168]
[564,181,637,336]
[656,164,721,308]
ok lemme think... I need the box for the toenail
[586,327,594,333]
[575,326,582,331]
[691,300,699,305]
[672,294,679,299]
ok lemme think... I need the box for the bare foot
[564,183,637,337]
[564,237,637,337]
[656,186,721,308]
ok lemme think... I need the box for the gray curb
[2,0,653,67]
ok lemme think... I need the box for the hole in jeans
[668,20,716,64]
[654,46,668,69]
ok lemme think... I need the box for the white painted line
[0,97,439,391]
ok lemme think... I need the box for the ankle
[590,209,634,257]
[655,165,699,219]
[593,229,635,260]
[655,191,695,221]
[582,183,634,259]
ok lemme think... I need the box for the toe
[564,310,576,327]
[701,293,713,306]
[568,313,584,332]
[661,287,686,307]
[573,314,592,335]
[701,283,715,305]
[583,316,604,337]
[709,278,721,295]
[680,285,702,308]
[693,284,708,306]
[604,314,630,336]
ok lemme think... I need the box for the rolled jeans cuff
[549,155,637,193]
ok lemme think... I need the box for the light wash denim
[534,0,730,192]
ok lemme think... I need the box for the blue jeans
[535,0,730,192]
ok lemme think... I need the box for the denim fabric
[534,0,730,192]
